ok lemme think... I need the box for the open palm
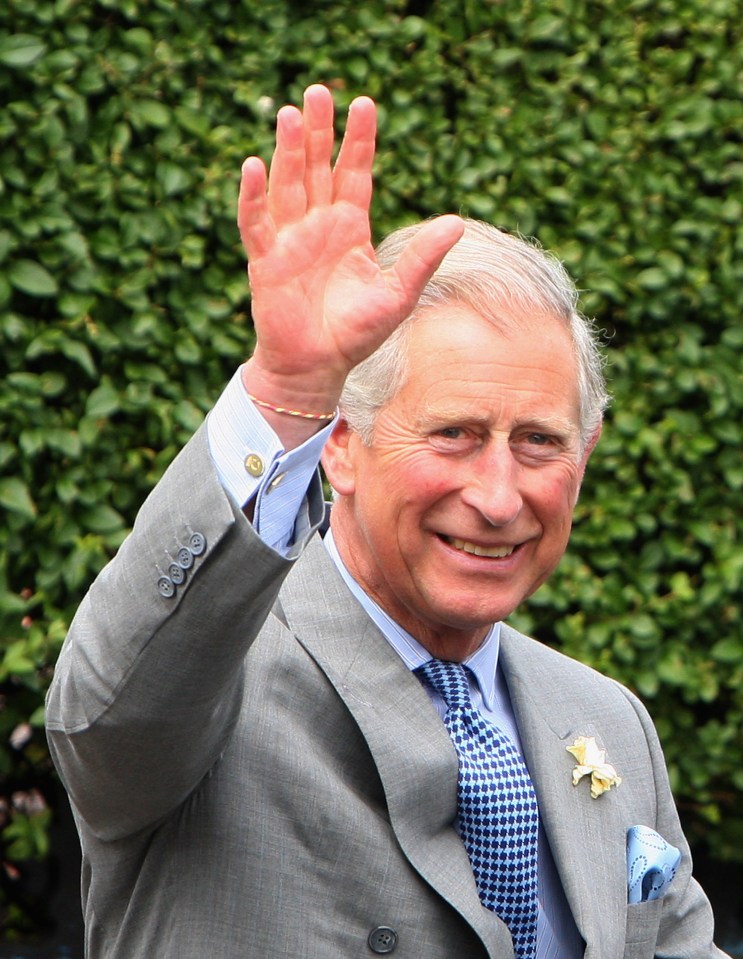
[238,86,463,408]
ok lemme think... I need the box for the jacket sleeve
[45,425,325,842]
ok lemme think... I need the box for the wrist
[241,359,342,450]
[242,355,345,419]
[247,393,336,422]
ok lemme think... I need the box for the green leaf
[0,443,15,470]
[0,34,47,68]
[1,642,37,677]
[8,259,59,297]
[81,504,125,534]
[711,638,743,664]
[86,382,121,418]
[60,339,97,377]
[0,228,12,264]
[130,99,171,129]
[173,400,204,432]
[0,478,37,519]
[29,704,47,727]
[45,429,82,459]
[156,162,191,197]
[635,268,667,291]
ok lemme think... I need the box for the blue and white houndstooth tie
[417,658,539,959]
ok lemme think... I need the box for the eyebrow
[415,405,580,440]
[518,415,581,440]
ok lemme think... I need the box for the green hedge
[1,0,741,932]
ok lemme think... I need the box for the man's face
[324,303,596,660]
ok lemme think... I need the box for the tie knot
[416,659,471,710]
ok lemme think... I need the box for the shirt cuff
[206,365,335,552]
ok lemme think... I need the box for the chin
[425,603,512,633]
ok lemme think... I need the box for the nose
[460,443,523,527]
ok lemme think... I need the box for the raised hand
[238,84,463,446]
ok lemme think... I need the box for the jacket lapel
[279,535,516,958]
[498,625,628,959]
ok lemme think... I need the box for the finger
[385,214,465,313]
[332,95,377,210]
[238,157,276,259]
[302,84,335,208]
[267,105,308,226]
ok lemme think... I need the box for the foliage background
[1,0,741,939]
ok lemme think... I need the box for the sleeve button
[177,546,194,570]
[157,576,176,599]
[189,532,206,555]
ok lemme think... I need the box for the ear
[321,418,358,497]
[573,423,602,504]
[581,423,602,465]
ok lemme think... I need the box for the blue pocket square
[627,825,681,904]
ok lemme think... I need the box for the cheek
[376,448,452,499]
[531,471,582,525]
[397,462,459,515]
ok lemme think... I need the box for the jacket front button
[368,926,397,954]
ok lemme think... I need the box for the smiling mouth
[444,537,515,559]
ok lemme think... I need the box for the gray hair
[339,217,609,451]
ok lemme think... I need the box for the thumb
[384,215,464,314]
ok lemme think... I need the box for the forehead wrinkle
[402,307,582,436]
[412,397,491,431]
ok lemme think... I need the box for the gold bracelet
[248,393,337,422]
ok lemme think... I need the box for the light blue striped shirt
[206,367,583,959]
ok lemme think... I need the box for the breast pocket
[623,899,663,959]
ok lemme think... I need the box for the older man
[46,85,727,958]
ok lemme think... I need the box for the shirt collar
[324,529,501,709]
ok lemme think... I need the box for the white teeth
[448,538,514,558]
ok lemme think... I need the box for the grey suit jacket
[46,426,727,958]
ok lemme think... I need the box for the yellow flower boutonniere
[567,735,622,799]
